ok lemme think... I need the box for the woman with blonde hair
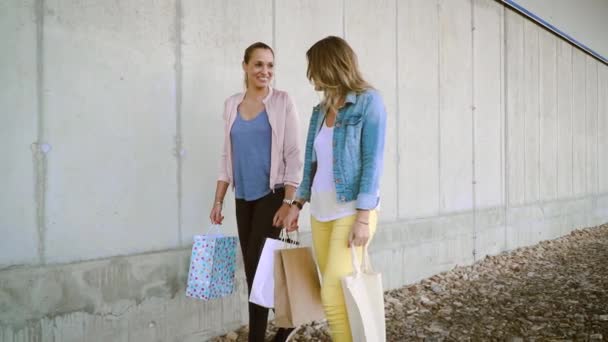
[210,42,302,342]
[284,36,387,341]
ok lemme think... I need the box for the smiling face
[242,48,274,90]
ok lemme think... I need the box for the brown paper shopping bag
[274,247,325,327]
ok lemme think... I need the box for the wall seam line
[395,0,400,219]
[34,0,47,265]
[597,62,600,197]
[555,39,559,199]
[174,0,183,246]
[584,56,588,197]
[522,21,527,204]
[271,0,277,87]
[272,0,276,56]
[437,0,442,215]
[537,28,541,203]
[502,5,508,251]
[571,46,574,197]
[342,0,346,39]
[471,0,477,261]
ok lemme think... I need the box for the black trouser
[235,188,284,342]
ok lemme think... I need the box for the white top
[310,121,357,222]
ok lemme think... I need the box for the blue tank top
[230,110,272,201]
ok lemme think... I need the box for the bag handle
[206,224,222,235]
[350,245,374,276]
[279,228,299,248]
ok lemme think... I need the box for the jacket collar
[313,91,357,111]
[236,86,273,104]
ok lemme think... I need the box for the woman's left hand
[273,203,291,228]
[348,220,370,247]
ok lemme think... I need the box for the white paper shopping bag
[249,230,297,308]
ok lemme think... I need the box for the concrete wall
[1,0,607,341]
[509,0,608,59]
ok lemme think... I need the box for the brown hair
[306,36,372,113]
[243,42,274,88]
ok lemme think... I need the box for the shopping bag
[185,225,238,300]
[274,245,325,327]
[341,246,386,342]
[249,230,298,308]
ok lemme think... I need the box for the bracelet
[213,201,223,207]
[356,220,369,225]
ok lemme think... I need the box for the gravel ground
[212,223,608,341]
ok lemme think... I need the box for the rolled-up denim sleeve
[356,92,387,210]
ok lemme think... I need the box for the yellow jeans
[311,211,378,342]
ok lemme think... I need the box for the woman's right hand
[283,205,300,232]
[209,204,224,225]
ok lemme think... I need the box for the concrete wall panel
[473,0,504,209]
[0,249,249,342]
[275,0,342,230]
[594,194,608,226]
[572,49,587,196]
[475,208,507,259]
[398,0,440,218]
[346,0,398,221]
[43,0,178,263]
[0,1,39,266]
[523,21,540,204]
[539,30,558,201]
[599,66,608,193]
[439,0,473,213]
[556,40,573,198]
[586,57,598,195]
[181,0,273,241]
[274,0,342,119]
[505,10,526,206]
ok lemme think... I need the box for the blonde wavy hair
[306,36,372,113]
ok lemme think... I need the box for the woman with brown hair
[210,42,302,342]
[284,36,388,341]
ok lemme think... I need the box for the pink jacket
[218,87,303,190]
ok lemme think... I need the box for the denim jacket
[296,89,387,210]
